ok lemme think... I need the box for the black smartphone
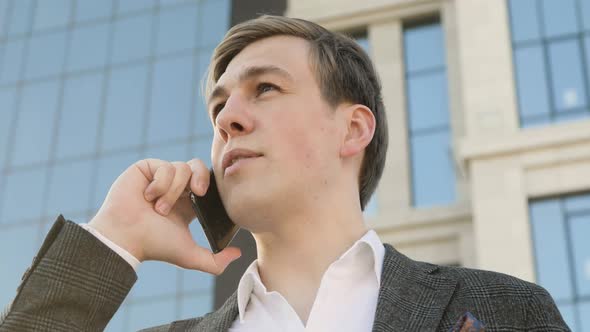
[189,169,240,253]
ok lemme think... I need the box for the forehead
[218,35,313,86]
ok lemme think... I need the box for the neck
[251,197,368,324]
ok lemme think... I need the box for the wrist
[88,213,145,262]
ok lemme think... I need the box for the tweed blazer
[0,215,570,331]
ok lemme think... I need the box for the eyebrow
[207,65,294,106]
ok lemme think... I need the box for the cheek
[275,119,337,171]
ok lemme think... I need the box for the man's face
[207,36,344,229]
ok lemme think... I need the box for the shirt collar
[235,229,385,323]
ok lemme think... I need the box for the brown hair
[205,15,388,211]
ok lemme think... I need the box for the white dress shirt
[229,230,385,332]
[80,223,385,331]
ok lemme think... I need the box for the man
[0,15,569,331]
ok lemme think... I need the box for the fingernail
[157,202,169,214]
[197,181,207,195]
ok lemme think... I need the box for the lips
[222,148,263,173]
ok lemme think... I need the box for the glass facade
[0,0,230,330]
[403,19,456,208]
[508,0,590,127]
[530,192,590,331]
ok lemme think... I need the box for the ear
[340,104,376,158]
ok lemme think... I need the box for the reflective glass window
[11,80,59,166]
[570,214,590,297]
[127,298,175,332]
[0,0,9,38]
[403,23,445,73]
[25,30,67,80]
[132,261,178,298]
[111,14,152,64]
[182,267,214,293]
[404,20,455,208]
[508,0,542,43]
[548,40,587,112]
[508,0,590,127]
[198,0,230,48]
[101,64,148,152]
[514,46,551,120]
[148,55,194,144]
[180,294,213,319]
[541,0,578,38]
[564,194,590,212]
[0,224,38,307]
[530,199,573,301]
[409,131,455,207]
[75,0,113,22]
[67,22,110,72]
[190,136,212,168]
[558,303,577,331]
[56,73,103,160]
[144,142,189,161]
[160,0,193,7]
[1,168,46,222]
[530,192,590,328]
[0,39,25,84]
[91,151,141,211]
[578,301,590,332]
[0,87,17,168]
[193,50,214,136]
[117,0,156,15]
[6,0,33,37]
[553,111,590,124]
[582,0,590,32]
[46,159,94,217]
[105,304,128,332]
[33,0,71,31]
[156,4,198,56]
[406,72,449,132]
[583,36,590,92]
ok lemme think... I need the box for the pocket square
[449,312,485,332]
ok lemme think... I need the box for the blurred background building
[1,0,589,331]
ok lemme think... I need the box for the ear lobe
[340,104,376,158]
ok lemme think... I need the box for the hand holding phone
[190,170,240,253]
[90,158,240,274]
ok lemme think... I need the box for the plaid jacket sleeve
[0,215,137,332]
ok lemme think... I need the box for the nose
[215,93,254,142]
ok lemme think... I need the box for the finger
[144,162,175,202]
[187,158,210,196]
[178,245,242,275]
[154,162,192,215]
[134,158,172,181]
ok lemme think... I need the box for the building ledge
[458,119,590,162]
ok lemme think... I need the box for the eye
[211,102,225,120]
[256,82,279,96]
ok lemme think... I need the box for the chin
[223,183,288,232]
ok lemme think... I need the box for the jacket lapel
[170,292,239,332]
[372,244,457,332]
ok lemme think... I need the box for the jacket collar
[372,244,457,331]
[175,243,457,332]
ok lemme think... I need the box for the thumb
[178,245,242,275]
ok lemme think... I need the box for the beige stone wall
[288,0,590,282]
